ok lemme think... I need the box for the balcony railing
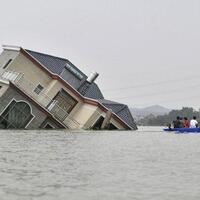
[0,70,81,129]
[1,70,23,82]
[47,100,69,121]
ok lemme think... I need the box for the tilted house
[0,45,137,130]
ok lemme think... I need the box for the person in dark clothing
[173,116,182,128]
[179,117,184,128]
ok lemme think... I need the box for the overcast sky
[1,0,200,109]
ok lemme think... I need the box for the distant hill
[130,105,171,121]
[137,107,199,126]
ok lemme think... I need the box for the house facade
[0,45,137,130]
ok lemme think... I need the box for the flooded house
[0,45,137,130]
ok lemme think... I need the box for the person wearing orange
[183,117,190,128]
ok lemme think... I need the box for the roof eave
[2,45,21,51]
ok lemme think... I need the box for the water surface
[0,127,200,200]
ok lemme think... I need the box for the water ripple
[0,128,200,199]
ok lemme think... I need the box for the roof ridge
[98,99,125,105]
[104,102,125,106]
[26,49,87,77]
[26,49,69,62]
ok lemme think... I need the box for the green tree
[138,107,200,126]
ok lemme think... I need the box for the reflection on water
[0,127,200,200]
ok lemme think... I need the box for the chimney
[87,72,99,84]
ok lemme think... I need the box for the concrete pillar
[101,109,112,130]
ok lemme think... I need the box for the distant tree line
[137,107,200,126]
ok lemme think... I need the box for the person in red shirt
[183,117,190,128]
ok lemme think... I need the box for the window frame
[44,122,55,129]
[0,99,35,129]
[34,84,44,95]
[50,89,78,114]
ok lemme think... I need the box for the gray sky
[1,0,200,109]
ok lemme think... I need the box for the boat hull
[163,127,200,133]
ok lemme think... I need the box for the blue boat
[163,127,200,133]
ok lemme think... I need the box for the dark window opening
[109,123,118,130]
[3,59,12,69]
[92,116,118,130]
[0,100,34,129]
[34,84,44,95]
[44,123,54,129]
[92,116,104,130]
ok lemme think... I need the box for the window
[50,89,77,114]
[0,100,34,129]
[92,116,118,130]
[47,89,78,121]
[65,63,83,80]
[109,123,118,130]
[92,116,104,130]
[3,59,12,69]
[44,123,54,129]
[34,84,44,95]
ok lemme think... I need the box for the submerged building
[0,45,137,130]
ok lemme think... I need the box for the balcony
[47,100,68,121]
[0,70,80,129]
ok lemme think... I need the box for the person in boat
[167,123,172,130]
[179,117,184,128]
[173,116,182,128]
[183,117,190,128]
[190,116,198,128]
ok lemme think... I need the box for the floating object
[163,127,200,133]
